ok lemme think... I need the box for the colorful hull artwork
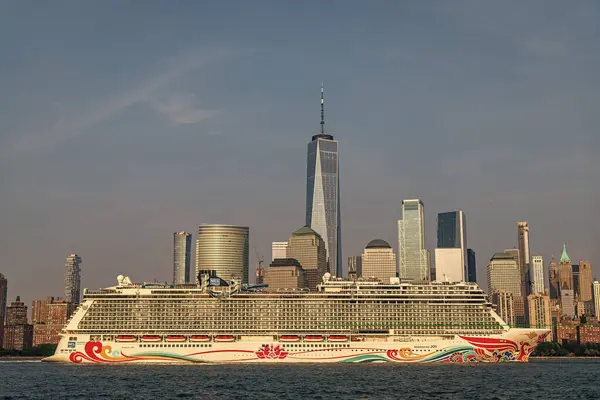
[43,329,549,364]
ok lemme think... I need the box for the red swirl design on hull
[256,344,288,359]
[69,341,104,363]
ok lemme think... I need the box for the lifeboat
[190,335,211,342]
[279,335,300,342]
[304,335,324,342]
[215,335,235,342]
[116,335,137,342]
[328,335,348,342]
[165,335,186,342]
[140,335,162,342]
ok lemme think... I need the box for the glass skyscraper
[173,231,192,284]
[467,248,477,283]
[306,85,341,277]
[437,211,466,249]
[435,210,467,282]
[398,199,430,280]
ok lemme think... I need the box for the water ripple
[0,359,598,399]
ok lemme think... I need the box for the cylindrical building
[195,224,249,284]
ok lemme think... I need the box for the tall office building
[0,273,7,347]
[361,240,397,282]
[305,85,341,277]
[517,222,531,288]
[271,242,288,261]
[572,263,580,299]
[467,249,477,283]
[64,254,82,306]
[593,281,600,318]
[398,199,430,281]
[173,231,192,284]
[531,256,545,294]
[558,244,573,293]
[435,211,467,282]
[517,222,531,323]
[578,261,593,302]
[549,256,559,299]
[348,256,362,280]
[487,252,524,326]
[2,296,33,351]
[557,245,575,319]
[195,225,249,284]
[561,289,575,318]
[528,293,552,340]
[286,226,327,290]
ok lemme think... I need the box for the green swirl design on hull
[132,351,205,363]
[341,354,390,363]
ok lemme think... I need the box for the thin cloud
[1,49,230,158]
[150,93,220,126]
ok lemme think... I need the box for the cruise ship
[43,274,549,364]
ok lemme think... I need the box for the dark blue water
[0,359,597,399]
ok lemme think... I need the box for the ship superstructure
[44,274,549,363]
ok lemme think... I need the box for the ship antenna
[320,82,325,134]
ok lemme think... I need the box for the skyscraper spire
[560,243,570,264]
[320,82,325,134]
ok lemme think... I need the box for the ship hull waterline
[43,329,549,364]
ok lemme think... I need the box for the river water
[0,359,597,399]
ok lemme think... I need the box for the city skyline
[0,1,597,303]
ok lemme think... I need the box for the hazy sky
[1,0,598,304]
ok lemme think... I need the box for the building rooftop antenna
[320,82,325,134]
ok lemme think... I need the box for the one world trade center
[306,84,341,277]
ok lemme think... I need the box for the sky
[1,0,598,305]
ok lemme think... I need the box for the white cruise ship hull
[43,329,549,364]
